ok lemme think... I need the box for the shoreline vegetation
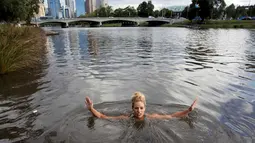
[61,20,255,29]
[98,20,255,29]
[162,20,255,29]
[0,25,47,74]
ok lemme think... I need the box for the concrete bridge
[31,17,182,28]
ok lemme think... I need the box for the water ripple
[0,27,255,142]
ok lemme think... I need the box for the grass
[162,20,255,29]
[0,24,46,74]
[161,24,186,27]
[138,22,149,27]
[200,20,255,29]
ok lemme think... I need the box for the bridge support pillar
[61,22,69,28]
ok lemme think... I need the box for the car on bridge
[238,16,252,20]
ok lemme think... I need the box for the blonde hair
[131,92,146,108]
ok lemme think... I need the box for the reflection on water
[0,27,255,142]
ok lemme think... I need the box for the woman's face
[133,101,145,119]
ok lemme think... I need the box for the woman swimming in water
[85,92,197,120]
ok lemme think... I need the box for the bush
[0,25,46,74]
[139,22,149,26]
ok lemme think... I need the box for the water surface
[0,27,254,143]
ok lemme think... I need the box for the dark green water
[0,27,254,143]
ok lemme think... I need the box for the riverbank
[162,20,255,29]
[0,25,46,74]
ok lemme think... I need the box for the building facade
[65,0,75,18]
[86,0,96,14]
[86,0,92,14]
[61,6,71,18]
[167,6,185,18]
[35,2,46,18]
[96,0,101,9]
[47,0,61,19]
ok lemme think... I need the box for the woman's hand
[85,97,93,110]
[188,97,198,111]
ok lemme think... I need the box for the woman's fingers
[191,98,198,110]
[86,97,91,104]
[85,96,93,109]
[189,97,198,111]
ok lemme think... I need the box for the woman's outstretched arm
[147,97,198,119]
[85,97,128,119]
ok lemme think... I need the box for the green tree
[197,0,213,20]
[25,0,40,24]
[98,7,107,17]
[225,4,235,19]
[181,6,189,18]
[235,6,248,18]
[124,6,137,17]
[182,0,226,21]
[114,8,124,17]
[247,5,255,16]
[0,0,27,22]
[153,10,160,17]
[137,1,148,17]
[0,0,40,23]
[106,6,113,17]
[159,8,172,18]
[91,6,113,17]
[147,1,154,16]
[211,0,226,19]
[137,1,155,17]
[113,6,137,17]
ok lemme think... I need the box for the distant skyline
[44,0,255,10]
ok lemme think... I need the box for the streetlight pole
[162,8,164,17]
[187,5,189,18]
[63,5,65,20]
[249,0,251,16]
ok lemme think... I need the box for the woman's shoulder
[145,113,154,118]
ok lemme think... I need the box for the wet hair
[131,92,146,108]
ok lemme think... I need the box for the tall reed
[0,25,46,74]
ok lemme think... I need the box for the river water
[0,27,254,143]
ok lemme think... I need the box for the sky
[45,0,255,10]
[109,0,255,9]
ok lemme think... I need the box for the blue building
[47,0,61,19]
[76,0,86,17]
